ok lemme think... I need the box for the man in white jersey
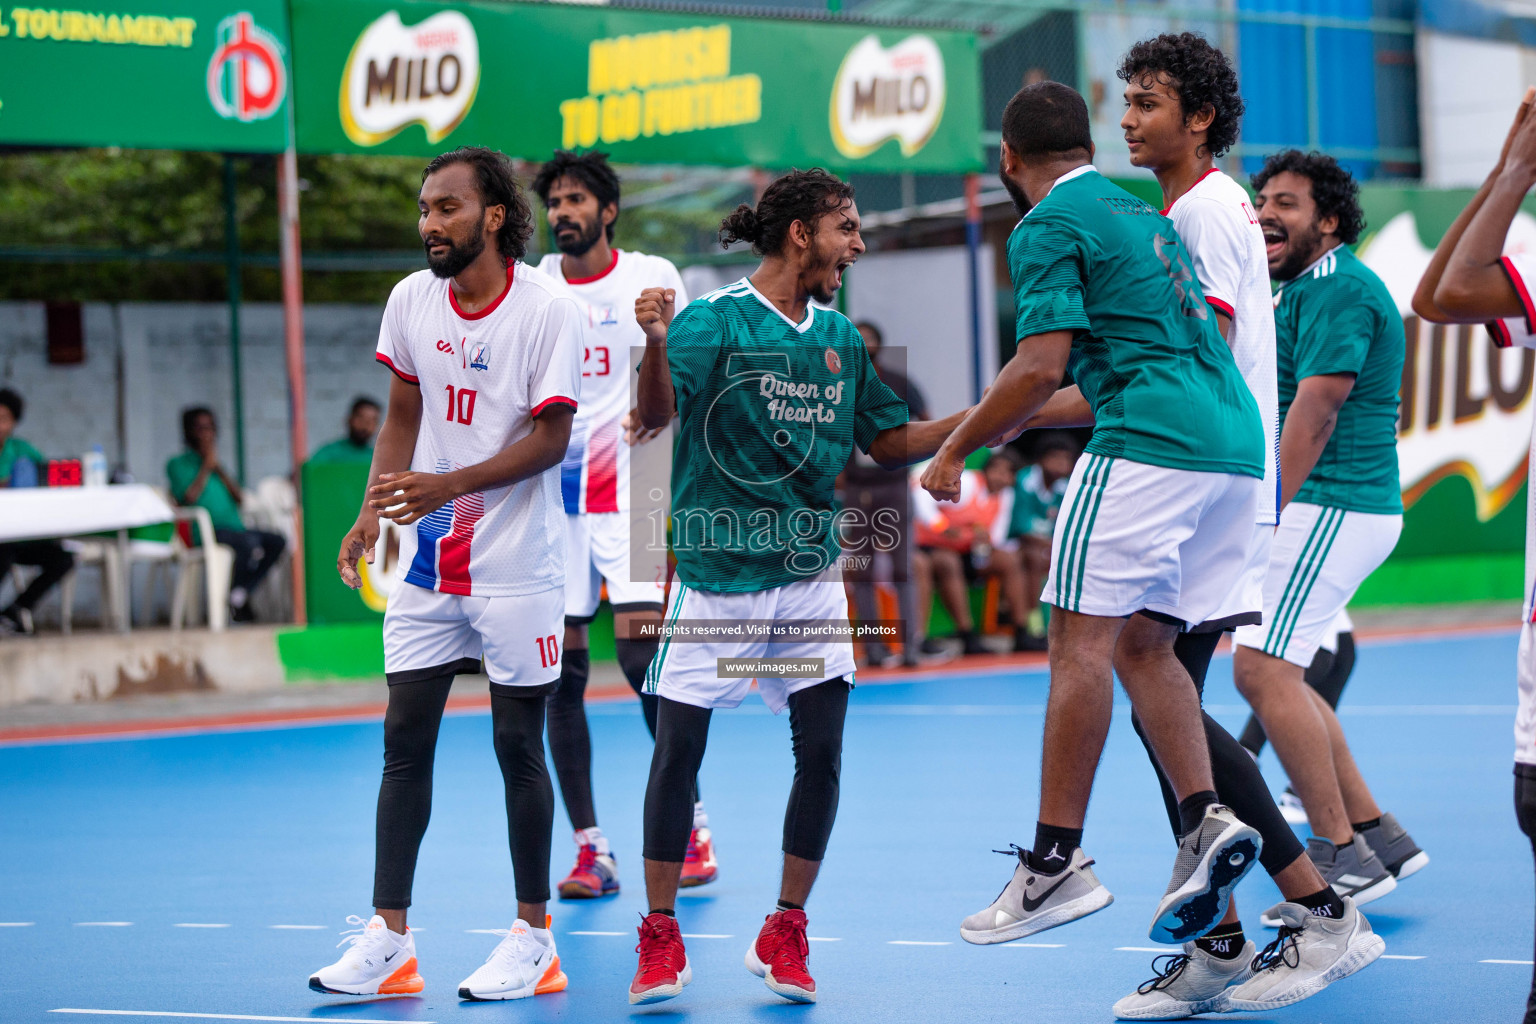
[1413,87,1536,1024]
[311,147,582,1003]
[1105,36,1380,1015]
[531,150,717,899]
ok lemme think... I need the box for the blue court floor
[2,627,1531,1023]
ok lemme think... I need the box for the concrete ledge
[0,627,286,708]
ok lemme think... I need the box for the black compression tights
[373,671,555,908]
[643,678,850,863]
[1131,630,1306,876]
[1239,632,1356,755]
[1516,765,1536,1024]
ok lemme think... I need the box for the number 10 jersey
[375,262,582,598]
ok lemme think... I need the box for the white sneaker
[1278,788,1309,826]
[457,916,568,1001]
[1225,898,1384,1011]
[1112,941,1256,1019]
[308,915,422,995]
[959,845,1114,944]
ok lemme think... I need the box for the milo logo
[339,9,480,147]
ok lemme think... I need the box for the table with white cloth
[0,484,176,631]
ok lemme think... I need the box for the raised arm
[635,287,677,430]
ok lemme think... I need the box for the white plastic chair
[167,505,234,633]
[57,539,125,634]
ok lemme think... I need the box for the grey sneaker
[1112,941,1255,1019]
[1357,812,1429,879]
[1260,836,1395,928]
[1225,898,1384,1011]
[959,845,1113,945]
[1149,805,1262,944]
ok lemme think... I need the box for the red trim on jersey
[585,418,620,514]
[437,492,486,596]
[563,249,621,285]
[449,263,516,322]
[1160,168,1221,215]
[376,352,419,384]
[1489,318,1514,348]
[1206,296,1235,318]
[532,395,578,417]
[1500,256,1536,334]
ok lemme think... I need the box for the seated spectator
[912,452,1033,655]
[843,321,928,668]
[309,396,380,464]
[167,407,286,623]
[0,387,74,635]
[1008,432,1081,650]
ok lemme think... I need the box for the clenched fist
[635,287,676,345]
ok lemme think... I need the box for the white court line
[173,924,229,929]
[808,937,841,942]
[1004,942,1065,948]
[266,925,325,930]
[569,930,626,936]
[75,922,132,927]
[889,940,951,946]
[1381,955,1426,960]
[1116,947,1167,953]
[0,922,35,926]
[682,933,732,939]
[465,929,504,934]
[51,1013,435,1023]
[1482,959,1536,965]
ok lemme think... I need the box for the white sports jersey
[376,262,582,598]
[536,249,688,514]
[1481,251,1536,764]
[1166,169,1281,525]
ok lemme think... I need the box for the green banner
[289,0,982,172]
[0,0,290,151]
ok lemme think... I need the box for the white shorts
[643,569,857,715]
[1517,621,1536,765]
[1042,453,1259,628]
[1319,609,1354,654]
[564,511,668,622]
[1197,517,1272,632]
[1233,502,1402,667]
[383,581,565,687]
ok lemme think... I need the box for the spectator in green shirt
[1008,431,1081,650]
[0,387,75,636]
[166,406,286,623]
[309,396,380,465]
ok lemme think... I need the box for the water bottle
[83,445,109,487]
[9,456,37,488]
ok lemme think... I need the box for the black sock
[1030,822,1082,872]
[1194,922,1246,960]
[776,899,803,913]
[1352,816,1381,832]
[1293,886,1346,919]
[649,908,676,918]
[1178,791,1219,837]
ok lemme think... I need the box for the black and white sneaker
[959,845,1113,944]
[1356,812,1428,879]
[1150,805,1262,944]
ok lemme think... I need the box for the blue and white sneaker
[1150,805,1262,944]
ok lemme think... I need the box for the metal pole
[277,142,308,625]
[964,173,985,408]
[223,155,247,486]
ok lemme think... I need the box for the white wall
[1418,31,1536,186]
[0,302,389,486]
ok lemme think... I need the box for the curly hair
[1251,150,1366,245]
[421,147,534,262]
[531,150,622,242]
[719,168,856,256]
[1117,33,1244,159]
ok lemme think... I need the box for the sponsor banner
[0,0,289,151]
[290,0,982,172]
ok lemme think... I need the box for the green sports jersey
[663,277,908,592]
[1008,167,1263,478]
[1273,245,1404,514]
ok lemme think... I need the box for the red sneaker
[557,842,619,899]
[744,909,816,1003]
[680,826,718,887]
[629,913,691,1005]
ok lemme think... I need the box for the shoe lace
[334,915,392,965]
[1250,925,1303,975]
[482,924,530,966]
[636,916,679,973]
[1136,953,1191,995]
[767,914,810,975]
[574,844,598,873]
[684,830,701,863]
[985,844,1033,902]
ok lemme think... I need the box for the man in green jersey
[923,82,1267,948]
[0,386,74,636]
[309,397,380,464]
[626,169,969,1006]
[1232,152,1428,935]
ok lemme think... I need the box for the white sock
[693,802,708,830]
[576,826,610,855]
[529,925,553,944]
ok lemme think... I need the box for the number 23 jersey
[375,262,582,598]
